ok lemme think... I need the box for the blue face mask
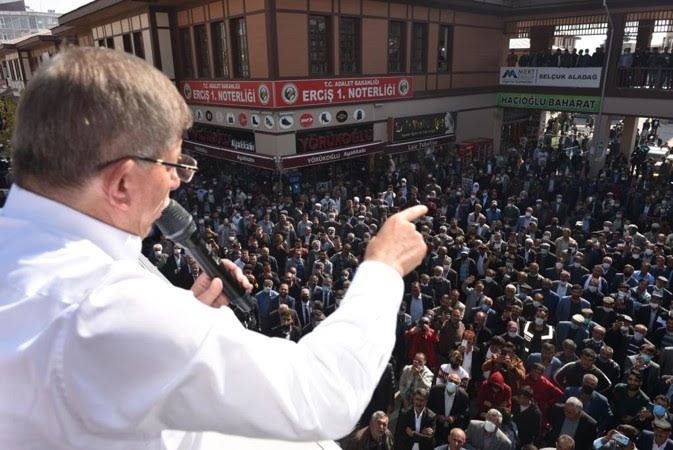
[481,304,490,312]
[640,353,653,364]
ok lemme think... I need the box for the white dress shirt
[0,185,404,450]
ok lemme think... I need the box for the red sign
[275,77,412,108]
[180,80,273,107]
[300,114,314,127]
[180,77,412,108]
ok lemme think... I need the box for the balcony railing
[616,67,673,91]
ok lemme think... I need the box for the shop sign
[187,124,256,153]
[283,142,384,169]
[391,112,457,143]
[387,136,454,155]
[180,80,272,107]
[296,124,374,154]
[275,76,412,107]
[500,67,602,88]
[497,92,601,114]
[183,140,275,170]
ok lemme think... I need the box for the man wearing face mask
[594,297,618,328]
[636,291,668,339]
[562,374,614,434]
[428,373,470,443]
[148,243,168,270]
[465,408,512,450]
[523,307,556,354]
[624,344,661,398]
[581,325,607,354]
[161,244,193,289]
[556,314,591,349]
[649,276,673,309]
[501,320,526,359]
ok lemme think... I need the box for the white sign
[500,67,602,88]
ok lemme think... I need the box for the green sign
[497,92,601,114]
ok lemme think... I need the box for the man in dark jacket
[395,387,437,450]
[428,373,470,444]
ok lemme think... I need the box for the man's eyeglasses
[97,154,198,183]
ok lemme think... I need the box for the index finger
[394,205,428,223]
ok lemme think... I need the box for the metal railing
[616,67,673,90]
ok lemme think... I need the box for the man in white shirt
[0,47,428,450]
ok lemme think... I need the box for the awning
[386,136,454,155]
[282,141,384,169]
[183,140,275,170]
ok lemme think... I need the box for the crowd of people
[617,47,673,90]
[506,47,605,68]
[140,125,673,449]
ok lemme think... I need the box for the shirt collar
[3,184,142,261]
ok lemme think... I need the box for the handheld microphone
[156,199,254,314]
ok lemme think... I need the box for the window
[179,27,195,79]
[132,31,145,59]
[230,18,249,78]
[194,24,211,78]
[339,17,360,74]
[106,37,114,49]
[411,23,427,73]
[388,21,405,73]
[211,21,230,78]
[122,33,133,53]
[437,25,452,72]
[97,39,104,48]
[309,15,330,75]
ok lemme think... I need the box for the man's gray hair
[370,410,388,422]
[486,408,503,425]
[12,46,192,190]
[565,396,583,410]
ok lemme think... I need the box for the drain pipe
[590,0,614,176]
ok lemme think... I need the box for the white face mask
[484,420,496,433]
[535,317,544,326]
[508,330,518,338]
[634,331,644,341]
[445,381,457,395]
[555,262,564,270]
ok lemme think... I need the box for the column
[619,116,639,157]
[636,20,655,51]
[529,26,555,53]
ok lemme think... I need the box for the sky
[24,0,92,15]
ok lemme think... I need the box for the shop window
[133,31,145,59]
[122,33,133,54]
[309,15,330,75]
[230,17,250,78]
[106,37,114,49]
[411,22,427,73]
[178,27,194,79]
[388,20,406,73]
[340,17,360,75]
[211,21,230,78]
[194,24,211,79]
[437,25,452,72]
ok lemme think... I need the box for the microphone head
[155,199,197,243]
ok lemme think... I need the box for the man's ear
[100,159,136,211]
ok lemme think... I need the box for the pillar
[529,26,555,53]
[636,20,655,51]
[619,116,639,157]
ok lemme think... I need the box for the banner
[500,67,602,88]
[497,92,601,114]
[275,77,412,108]
[183,140,275,170]
[296,124,374,154]
[390,112,456,143]
[180,81,273,108]
[283,142,384,169]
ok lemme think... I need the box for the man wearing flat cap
[638,419,673,450]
